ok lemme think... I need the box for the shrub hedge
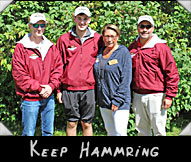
[0,1,191,135]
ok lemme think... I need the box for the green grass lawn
[13,121,189,136]
[53,129,107,136]
[13,125,187,136]
[54,111,190,136]
[166,127,182,136]
[12,111,190,136]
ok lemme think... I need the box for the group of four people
[11,6,179,136]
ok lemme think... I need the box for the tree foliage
[0,1,191,135]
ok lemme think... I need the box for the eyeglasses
[139,24,152,29]
[103,35,117,39]
[32,24,46,28]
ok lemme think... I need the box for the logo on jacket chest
[130,49,138,58]
[29,53,39,60]
[130,53,136,58]
[68,45,77,51]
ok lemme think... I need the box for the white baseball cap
[29,13,47,24]
[74,6,91,17]
[137,15,154,26]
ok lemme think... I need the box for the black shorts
[62,90,95,123]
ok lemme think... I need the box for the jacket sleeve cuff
[38,86,42,93]
[165,96,173,100]
[57,89,61,93]
[49,83,55,91]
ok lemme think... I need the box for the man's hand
[57,92,63,103]
[162,98,172,109]
[39,85,52,98]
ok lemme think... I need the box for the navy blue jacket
[94,45,132,110]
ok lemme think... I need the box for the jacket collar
[69,26,96,38]
[136,34,167,49]
[17,33,53,49]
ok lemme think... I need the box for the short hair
[101,24,121,37]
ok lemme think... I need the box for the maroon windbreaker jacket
[56,27,104,91]
[128,34,179,99]
[12,34,63,101]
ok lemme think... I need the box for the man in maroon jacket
[11,13,63,136]
[56,6,104,136]
[128,15,179,136]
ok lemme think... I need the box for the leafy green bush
[0,1,190,135]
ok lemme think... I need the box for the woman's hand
[111,104,119,111]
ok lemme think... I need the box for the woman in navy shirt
[94,24,132,136]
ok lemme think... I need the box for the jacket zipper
[137,48,141,88]
[80,44,82,86]
[35,49,44,76]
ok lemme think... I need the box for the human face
[103,29,119,49]
[29,20,46,37]
[137,21,154,40]
[74,14,91,32]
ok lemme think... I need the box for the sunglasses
[32,24,46,28]
[139,24,152,29]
